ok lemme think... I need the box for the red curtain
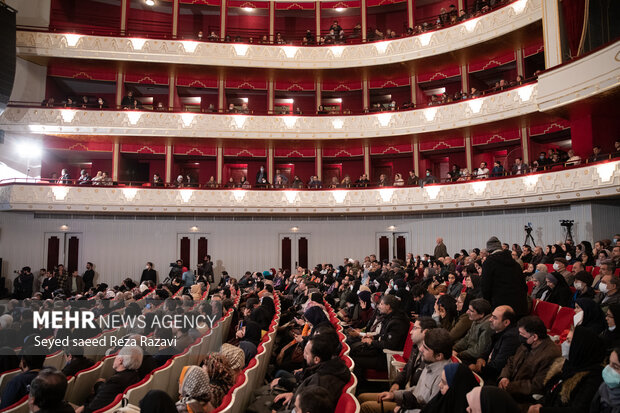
[561,0,587,57]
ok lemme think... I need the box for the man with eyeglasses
[497,316,560,403]
[358,317,437,413]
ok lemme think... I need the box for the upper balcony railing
[1,160,617,215]
[15,0,541,69]
[0,83,539,139]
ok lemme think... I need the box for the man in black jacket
[14,266,34,299]
[482,236,528,317]
[139,262,157,284]
[78,346,142,413]
[62,346,95,378]
[0,352,45,409]
[274,333,351,410]
[352,294,410,381]
[82,262,95,292]
[470,305,520,384]
[28,368,75,413]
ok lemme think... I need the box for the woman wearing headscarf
[531,271,550,299]
[140,390,177,413]
[526,326,605,413]
[578,241,596,267]
[176,365,213,413]
[590,347,620,413]
[465,274,483,299]
[190,284,203,302]
[542,272,572,307]
[600,304,620,353]
[446,273,463,299]
[542,245,555,264]
[434,295,458,331]
[574,298,607,334]
[200,354,236,408]
[352,290,375,329]
[450,293,474,342]
[422,363,479,413]
[573,271,595,304]
[466,386,520,413]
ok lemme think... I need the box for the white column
[267,147,274,184]
[363,144,370,177]
[361,0,367,42]
[362,78,369,110]
[268,80,274,113]
[219,0,227,40]
[218,77,225,112]
[165,144,173,184]
[407,0,414,29]
[465,132,473,173]
[112,143,120,181]
[315,1,321,43]
[315,80,322,112]
[460,64,468,94]
[516,48,525,77]
[168,73,175,110]
[410,74,417,106]
[542,0,562,68]
[413,139,420,177]
[216,146,223,184]
[520,125,530,165]
[316,148,322,181]
[269,1,275,43]
[172,0,179,38]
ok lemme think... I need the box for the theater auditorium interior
[0,0,619,412]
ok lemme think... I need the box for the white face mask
[574,282,583,291]
[601,283,609,294]
[610,326,617,332]
[566,255,571,261]
[561,340,571,359]
[553,263,560,271]
[573,311,584,326]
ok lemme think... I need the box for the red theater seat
[533,300,559,329]
[550,306,574,336]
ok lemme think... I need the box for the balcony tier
[16,0,541,70]
[1,161,617,215]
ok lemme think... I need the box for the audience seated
[0,350,46,409]
[452,298,493,365]
[28,367,74,413]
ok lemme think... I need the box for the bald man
[433,237,448,258]
[469,305,520,384]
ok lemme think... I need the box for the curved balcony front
[0,161,617,215]
[0,84,538,139]
[15,0,541,70]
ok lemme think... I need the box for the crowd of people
[1,232,620,412]
[40,143,618,189]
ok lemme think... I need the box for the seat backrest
[0,395,28,413]
[533,300,560,329]
[550,306,575,336]
[64,376,75,400]
[526,281,534,296]
[592,266,600,276]
[150,359,174,395]
[0,369,21,395]
[92,393,123,413]
[67,362,103,405]
[44,350,65,370]
[124,374,153,406]
[401,322,415,362]
[545,264,555,273]
[335,393,360,413]
[99,354,117,380]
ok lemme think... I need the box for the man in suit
[140,262,157,284]
[256,165,268,187]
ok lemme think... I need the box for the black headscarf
[458,293,474,317]
[242,320,262,347]
[139,390,177,413]
[562,325,605,380]
[423,363,478,413]
[304,306,328,327]
[480,386,520,413]
[260,296,276,319]
[576,297,607,334]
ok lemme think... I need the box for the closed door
[44,232,83,273]
[279,233,310,272]
[177,233,209,271]
[376,232,409,262]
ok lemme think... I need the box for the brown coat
[499,337,561,398]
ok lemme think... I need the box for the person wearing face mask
[140,261,157,284]
[421,168,438,187]
[573,297,607,334]
[572,271,595,304]
[552,258,574,286]
[589,347,620,413]
[526,326,605,413]
[600,304,620,353]
[358,317,437,413]
[498,316,561,403]
[532,269,550,300]
[596,275,620,313]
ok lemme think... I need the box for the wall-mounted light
[243,7,254,12]
[379,188,394,202]
[190,226,199,232]
[335,7,345,12]
[129,38,147,50]
[60,109,76,123]
[179,189,194,203]
[387,225,396,231]
[284,191,298,204]
[233,44,249,56]
[52,187,70,201]
[291,226,300,232]
[180,113,195,127]
[64,34,82,47]
[282,46,298,58]
[122,187,139,201]
[60,225,69,231]
[425,185,440,200]
[332,190,347,204]
[332,118,344,129]
[181,41,199,53]
[126,112,142,125]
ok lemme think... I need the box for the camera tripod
[524,229,536,247]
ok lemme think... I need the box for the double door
[279,233,310,272]
[376,232,409,262]
[44,232,83,273]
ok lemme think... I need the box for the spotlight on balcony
[145,0,155,6]
[335,7,345,12]
[64,34,82,47]
[243,7,254,12]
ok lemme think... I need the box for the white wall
[590,201,620,242]
[9,58,47,103]
[1,201,615,289]
[6,0,51,27]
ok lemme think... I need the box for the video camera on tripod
[524,223,535,246]
[560,220,575,242]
